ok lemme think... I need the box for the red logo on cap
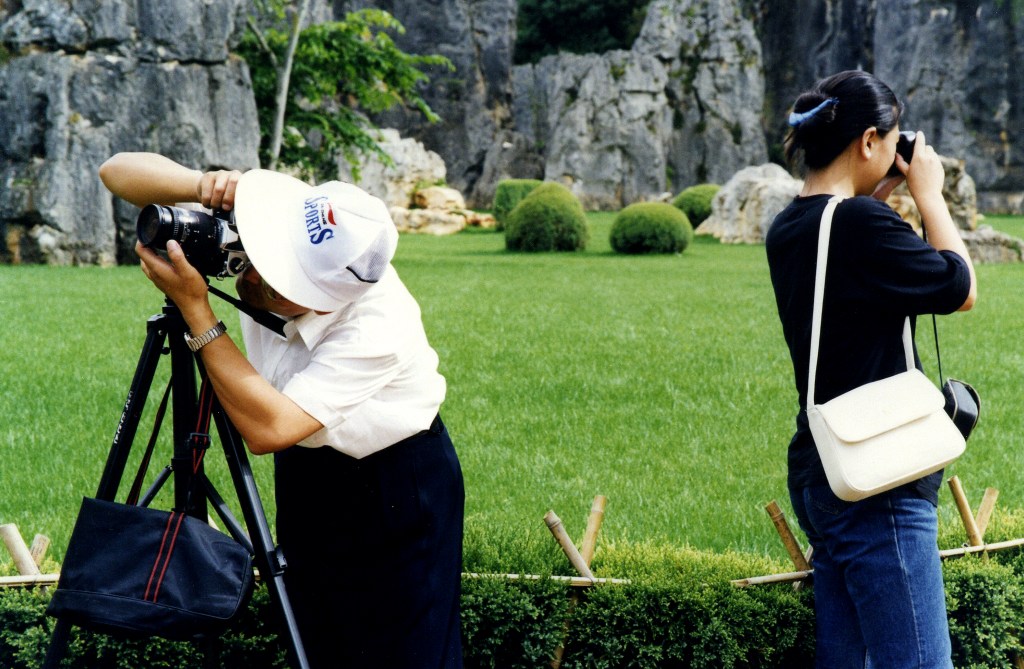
[326,206,337,226]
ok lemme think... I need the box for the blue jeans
[790,484,953,669]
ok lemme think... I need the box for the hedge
[6,534,1024,668]
[609,202,693,255]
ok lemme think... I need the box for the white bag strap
[807,196,913,406]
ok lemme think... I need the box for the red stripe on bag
[149,512,186,602]
[145,513,177,601]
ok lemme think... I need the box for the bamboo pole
[579,495,606,566]
[29,534,50,567]
[544,510,595,581]
[732,569,812,588]
[765,501,812,571]
[938,537,1024,559]
[551,497,606,669]
[0,574,60,589]
[975,487,999,536]
[0,524,41,576]
[948,476,984,546]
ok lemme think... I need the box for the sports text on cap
[304,195,337,245]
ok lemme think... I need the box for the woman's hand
[903,132,946,203]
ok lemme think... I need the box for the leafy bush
[504,182,589,252]
[609,202,693,255]
[945,557,1024,668]
[493,179,543,229]
[672,184,720,228]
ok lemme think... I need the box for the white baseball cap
[233,169,398,312]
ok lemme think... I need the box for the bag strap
[807,195,914,406]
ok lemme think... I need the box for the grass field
[3,213,1024,575]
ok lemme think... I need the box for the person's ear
[860,127,878,160]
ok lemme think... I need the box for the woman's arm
[903,133,977,311]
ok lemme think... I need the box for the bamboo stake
[975,487,999,536]
[544,510,595,581]
[460,572,628,586]
[579,495,606,566]
[765,501,811,571]
[0,525,41,576]
[948,476,984,546]
[29,534,50,567]
[938,537,1024,559]
[0,574,60,589]
[551,497,606,669]
[732,569,812,587]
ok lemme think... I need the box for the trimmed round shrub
[504,182,589,252]
[493,179,543,229]
[610,202,693,254]
[671,183,720,228]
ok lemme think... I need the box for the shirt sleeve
[839,197,971,316]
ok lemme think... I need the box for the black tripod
[43,294,310,669]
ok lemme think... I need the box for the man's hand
[196,170,243,211]
[136,240,217,327]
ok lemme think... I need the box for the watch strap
[185,321,227,352]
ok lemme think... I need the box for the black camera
[136,204,249,278]
[887,131,917,176]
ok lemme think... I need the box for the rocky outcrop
[513,50,672,210]
[756,0,1023,195]
[632,0,768,189]
[335,0,518,207]
[0,0,260,266]
[336,128,446,209]
[511,0,767,211]
[389,186,496,235]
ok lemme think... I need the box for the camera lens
[136,204,231,276]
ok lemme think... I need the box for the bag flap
[816,370,945,442]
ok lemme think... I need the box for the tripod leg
[213,407,311,669]
[95,313,169,500]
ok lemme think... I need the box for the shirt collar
[285,308,342,350]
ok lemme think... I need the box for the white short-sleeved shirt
[239,265,446,458]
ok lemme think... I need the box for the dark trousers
[274,416,464,669]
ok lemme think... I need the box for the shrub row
[6,532,1024,668]
[497,180,720,255]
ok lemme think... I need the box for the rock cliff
[0,0,260,265]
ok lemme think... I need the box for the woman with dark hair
[766,70,976,668]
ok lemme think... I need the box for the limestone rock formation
[699,164,801,244]
[0,0,259,266]
[336,129,447,209]
[336,0,518,206]
[633,0,768,189]
[756,0,1023,198]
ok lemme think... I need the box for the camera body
[887,131,917,177]
[136,205,249,278]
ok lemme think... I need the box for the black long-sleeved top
[766,194,971,504]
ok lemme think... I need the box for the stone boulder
[960,225,1024,264]
[336,128,446,209]
[699,164,801,244]
[0,0,259,266]
[390,204,495,236]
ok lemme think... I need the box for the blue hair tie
[788,97,839,127]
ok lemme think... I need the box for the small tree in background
[239,2,452,180]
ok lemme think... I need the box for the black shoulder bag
[47,380,255,641]
[932,313,981,439]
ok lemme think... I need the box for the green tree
[515,0,651,65]
[239,2,452,179]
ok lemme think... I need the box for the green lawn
[3,214,1024,575]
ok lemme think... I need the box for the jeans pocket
[806,484,851,517]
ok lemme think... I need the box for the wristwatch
[185,321,227,352]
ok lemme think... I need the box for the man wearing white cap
[99,152,464,669]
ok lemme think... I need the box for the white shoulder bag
[805,196,966,502]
